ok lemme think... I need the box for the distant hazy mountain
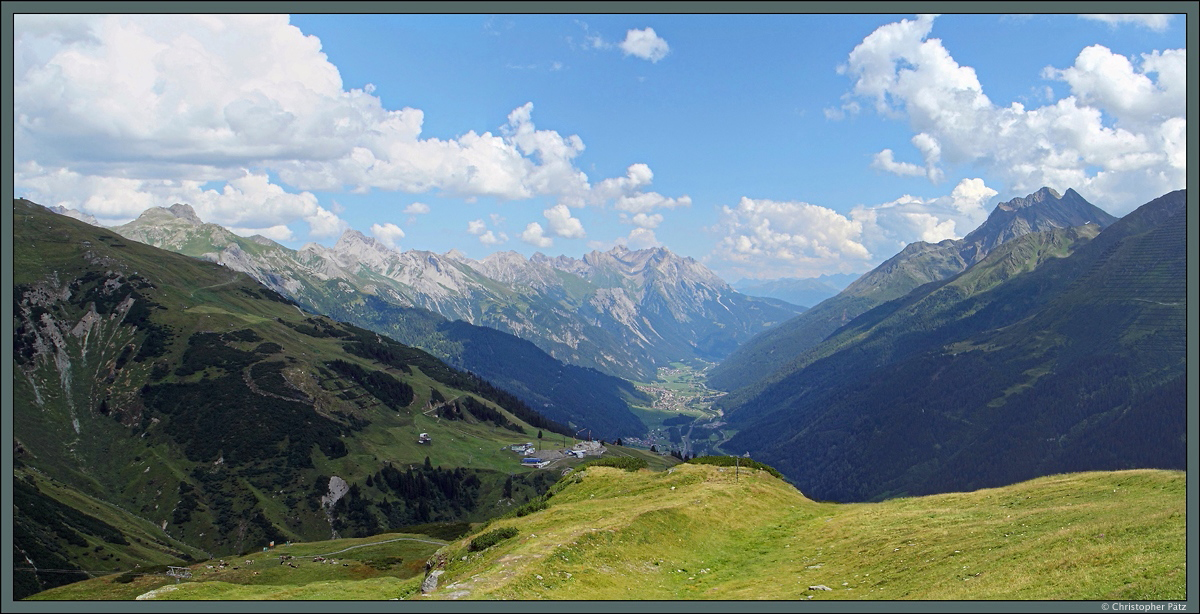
[42,204,101,226]
[708,187,1119,394]
[733,273,857,308]
[115,208,801,381]
[720,190,1185,502]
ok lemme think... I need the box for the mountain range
[708,187,1120,394]
[716,189,1186,502]
[11,184,1189,600]
[113,210,802,383]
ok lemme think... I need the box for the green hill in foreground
[42,464,1184,601]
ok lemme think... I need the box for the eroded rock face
[319,476,351,539]
[421,570,444,594]
[320,476,350,508]
[14,274,146,435]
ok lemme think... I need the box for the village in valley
[625,363,731,459]
[406,361,732,471]
[636,363,726,415]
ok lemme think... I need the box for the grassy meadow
[420,464,1185,600]
[26,463,1184,601]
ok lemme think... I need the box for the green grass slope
[12,466,212,599]
[27,532,445,601]
[27,464,1184,601]
[415,464,1185,600]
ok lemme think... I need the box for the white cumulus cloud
[871,149,926,177]
[711,178,999,278]
[712,197,871,279]
[13,15,688,241]
[618,228,661,249]
[620,27,670,62]
[1044,46,1185,127]
[591,163,654,203]
[228,224,296,242]
[15,164,345,237]
[306,205,350,238]
[622,212,664,229]
[543,204,586,239]
[837,14,1185,214]
[852,178,997,254]
[467,218,508,246]
[614,192,692,214]
[520,222,553,248]
[479,231,507,246]
[371,222,405,248]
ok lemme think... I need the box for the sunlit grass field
[30,465,1184,601]
[422,465,1185,601]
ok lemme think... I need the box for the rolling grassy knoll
[419,464,1185,601]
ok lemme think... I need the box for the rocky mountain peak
[481,250,527,265]
[998,187,1061,211]
[323,229,401,273]
[334,228,372,248]
[45,204,101,226]
[960,187,1117,265]
[443,248,472,263]
[166,203,204,224]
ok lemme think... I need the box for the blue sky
[12,11,1188,281]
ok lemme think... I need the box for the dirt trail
[189,275,241,299]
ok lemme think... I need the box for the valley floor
[627,362,732,457]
